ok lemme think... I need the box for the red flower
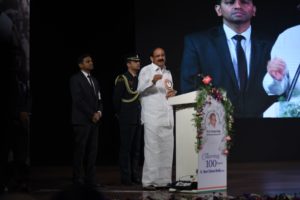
[202,75,212,85]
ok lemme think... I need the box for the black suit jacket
[70,71,103,125]
[180,26,277,117]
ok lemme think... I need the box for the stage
[5,160,300,200]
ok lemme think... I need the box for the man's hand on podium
[166,89,177,99]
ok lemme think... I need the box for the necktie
[233,35,248,92]
[87,75,96,94]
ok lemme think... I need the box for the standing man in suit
[180,0,277,118]
[70,53,103,188]
[113,53,142,185]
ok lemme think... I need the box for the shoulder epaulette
[115,74,139,103]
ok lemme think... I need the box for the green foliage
[193,75,234,154]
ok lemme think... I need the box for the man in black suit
[180,0,277,118]
[113,54,142,185]
[70,53,103,188]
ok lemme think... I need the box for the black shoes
[155,184,171,190]
[143,184,171,190]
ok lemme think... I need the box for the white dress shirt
[223,24,252,88]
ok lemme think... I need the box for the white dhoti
[142,123,174,187]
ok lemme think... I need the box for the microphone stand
[286,64,300,101]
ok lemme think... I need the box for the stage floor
[4,161,300,200]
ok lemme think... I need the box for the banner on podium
[168,74,233,193]
[193,75,234,192]
[197,96,227,192]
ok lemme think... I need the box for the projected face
[215,0,256,26]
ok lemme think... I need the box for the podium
[168,91,198,181]
[169,91,227,192]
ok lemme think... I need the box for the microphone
[194,74,202,90]
[286,64,300,101]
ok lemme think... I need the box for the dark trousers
[0,118,30,193]
[72,124,98,184]
[119,122,142,182]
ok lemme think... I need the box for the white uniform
[137,63,174,187]
[263,25,300,100]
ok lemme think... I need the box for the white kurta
[263,25,300,100]
[137,63,174,187]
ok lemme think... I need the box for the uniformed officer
[113,53,142,185]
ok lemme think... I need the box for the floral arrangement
[279,102,300,117]
[278,96,300,117]
[193,75,234,155]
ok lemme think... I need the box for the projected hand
[267,57,287,81]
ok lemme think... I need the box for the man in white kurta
[137,48,176,189]
[263,25,300,100]
[262,24,300,117]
